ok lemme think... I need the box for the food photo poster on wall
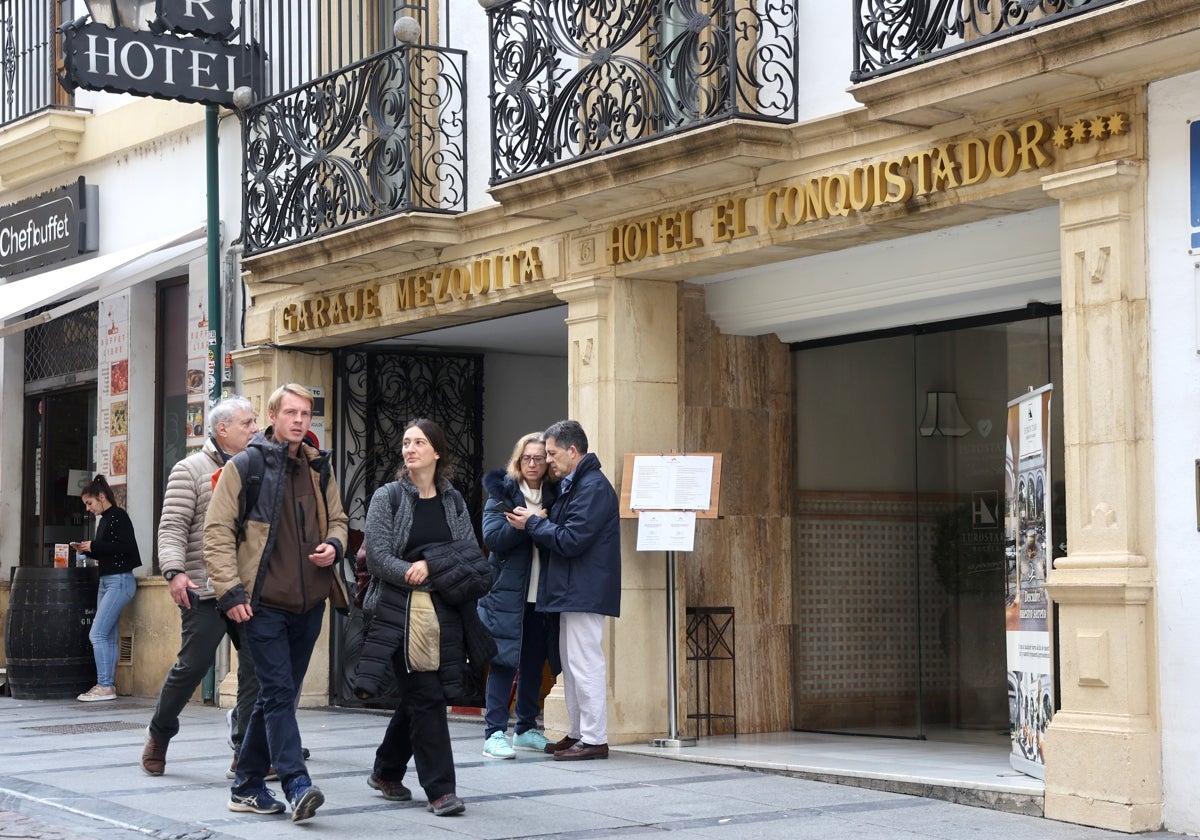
[187,284,210,450]
[98,292,131,506]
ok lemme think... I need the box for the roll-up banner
[1004,384,1054,779]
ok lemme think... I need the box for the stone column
[1041,160,1161,831]
[548,274,679,744]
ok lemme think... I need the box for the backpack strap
[235,446,266,545]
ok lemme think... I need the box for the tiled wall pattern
[794,492,957,728]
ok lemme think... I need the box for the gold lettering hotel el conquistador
[281,247,545,333]
[606,117,1121,267]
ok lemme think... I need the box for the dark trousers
[484,602,549,737]
[235,603,324,798]
[374,663,455,800]
[149,599,257,746]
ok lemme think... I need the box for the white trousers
[559,611,608,745]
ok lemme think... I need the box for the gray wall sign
[0,179,99,277]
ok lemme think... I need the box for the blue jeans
[89,572,136,687]
[235,603,324,798]
[484,602,549,737]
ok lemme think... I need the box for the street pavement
[0,695,1185,839]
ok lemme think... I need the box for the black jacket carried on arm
[354,538,495,703]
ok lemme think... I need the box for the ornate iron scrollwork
[336,349,485,537]
[242,44,466,257]
[852,0,1122,81]
[487,0,797,184]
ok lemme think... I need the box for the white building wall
[796,2,860,122]
[1147,68,1200,835]
[452,0,499,213]
[0,92,241,578]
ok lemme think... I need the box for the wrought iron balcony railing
[1,0,70,128]
[241,43,466,258]
[486,0,798,185]
[852,0,1125,82]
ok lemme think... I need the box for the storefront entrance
[791,309,1063,740]
[21,388,97,567]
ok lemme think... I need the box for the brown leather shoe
[141,728,167,776]
[553,741,609,761]
[543,735,579,755]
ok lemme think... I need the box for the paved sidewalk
[0,696,1183,839]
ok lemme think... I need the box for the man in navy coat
[508,419,621,760]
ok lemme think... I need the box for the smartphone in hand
[494,500,515,514]
[186,588,200,609]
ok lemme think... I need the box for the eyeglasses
[521,455,546,464]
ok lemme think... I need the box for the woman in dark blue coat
[477,432,558,759]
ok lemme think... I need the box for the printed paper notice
[636,511,697,552]
[629,455,714,511]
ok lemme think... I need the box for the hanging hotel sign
[0,178,99,277]
[58,2,258,108]
[158,0,237,40]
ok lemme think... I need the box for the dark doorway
[22,388,97,567]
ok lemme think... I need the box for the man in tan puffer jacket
[140,396,259,777]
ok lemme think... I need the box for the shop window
[24,304,98,385]
[791,311,1063,741]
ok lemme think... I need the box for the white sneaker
[77,685,116,702]
[482,731,515,759]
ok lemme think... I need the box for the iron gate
[331,348,485,708]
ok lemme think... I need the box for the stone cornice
[850,0,1200,128]
[0,110,88,191]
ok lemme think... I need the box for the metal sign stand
[651,549,696,747]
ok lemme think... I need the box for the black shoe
[427,793,465,816]
[368,774,412,802]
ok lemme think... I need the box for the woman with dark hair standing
[477,432,558,759]
[73,474,142,701]
[360,419,493,817]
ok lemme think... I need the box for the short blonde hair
[507,432,547,481]
[267,383,314,415]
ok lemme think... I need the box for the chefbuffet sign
[58,1,259,107]
[0,179,99,277]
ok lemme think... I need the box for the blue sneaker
[228,788,285,815]
[288,784,324,822]
[512,729,551,752]
[483,730,515,759]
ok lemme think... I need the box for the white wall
[796,2,861,123]
[1148,69,1200,835]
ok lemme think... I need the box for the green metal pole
[203,103,221,699]
[206,104,222,404]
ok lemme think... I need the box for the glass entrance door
[792,313,1061,740]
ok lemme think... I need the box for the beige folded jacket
[406,589,441,672]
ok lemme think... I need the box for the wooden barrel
[5,567,98,699]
